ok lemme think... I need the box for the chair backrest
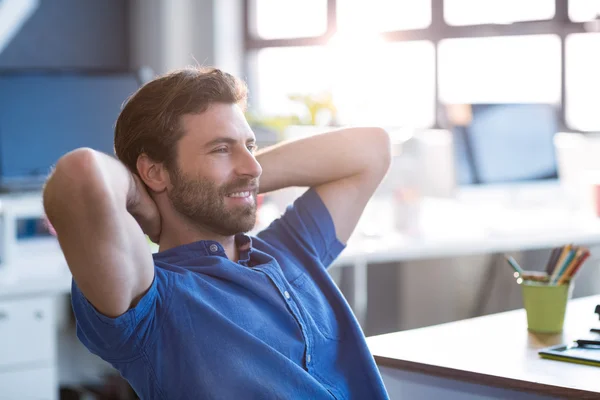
[450,103,559,185]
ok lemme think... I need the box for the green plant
[245,112,302,133]
[245,90,338,138]
[288,91,337,126]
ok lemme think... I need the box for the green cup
[521,281,574,333]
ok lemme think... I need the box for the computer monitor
[0,70,142,191]
[448,103,559,185]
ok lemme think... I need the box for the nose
[235,148,262,179]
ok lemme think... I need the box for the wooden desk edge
[374,355,599,400]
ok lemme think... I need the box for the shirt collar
[153,233,252,263]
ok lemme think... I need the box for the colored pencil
[550,245,572,284]
[567,250,590,280]
[556,248,585,285]
[545,247,562,275]
[505,255,525,277]
[551,248,577,285]
[510,244,591,286]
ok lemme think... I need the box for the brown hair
[114,67,248,174]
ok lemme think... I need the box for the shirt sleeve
[70,266,171,362]
[258,187,346,268]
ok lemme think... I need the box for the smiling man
[43,67,391,399]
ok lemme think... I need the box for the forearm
[256,127,391,194]
[44,151,157,318]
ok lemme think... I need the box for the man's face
[167,103,262,236]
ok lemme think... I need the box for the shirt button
[284,291,291,300]
[306,354,311,364]
[209,244,219,252]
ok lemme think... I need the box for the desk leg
[353,259,368,329]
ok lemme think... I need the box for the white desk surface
[366,295,600,398]
[335,181,600,266]
[2,182,600,297]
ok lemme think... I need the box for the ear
[136,154,169,193]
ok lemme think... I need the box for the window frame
[243,0,591,132]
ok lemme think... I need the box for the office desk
[334,182,600,324]
[367,295,600,400]
[337,181,600,265]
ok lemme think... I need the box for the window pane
[438,35,561,104]
[569,0,600,22]
[566,33,600,131]
[253,0,327,39]
[252,47,333,117]
[444,0,555,25]
[331,40,435,127]
[337,0,431,33]
[251,40,435,128]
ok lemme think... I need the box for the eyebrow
[204,137,256,148]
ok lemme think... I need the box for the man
[43,67,391,399]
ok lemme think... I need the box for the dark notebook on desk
[539,343,600,367]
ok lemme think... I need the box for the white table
[366,295,600,399]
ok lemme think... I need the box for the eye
[247,144,258,153]
[212,147,229,154]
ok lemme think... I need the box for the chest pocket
[290,273,345,341]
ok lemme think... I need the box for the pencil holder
[521,281,574,333]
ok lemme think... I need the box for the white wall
[129,0,244,77]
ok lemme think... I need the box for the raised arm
[43,148,160,317]
[256,127,391,243]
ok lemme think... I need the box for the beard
[168,168,258,236]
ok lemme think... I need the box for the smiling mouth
[226,191,252,198]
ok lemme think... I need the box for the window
[568,0,600,22]
[444,0,555,25]
[251,39,435,128]
[251,0,327,39]
[331,40,435,127]
[336,0,431,33]
[565,33,600,131]
[438,35,561,104]
[246,0,590,147]
[251,46,332,118]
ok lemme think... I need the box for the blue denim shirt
[71,188,389,399]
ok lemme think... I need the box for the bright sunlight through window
[438,35,561,104]
[444,0,555,25]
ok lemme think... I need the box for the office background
[3,0,600,398]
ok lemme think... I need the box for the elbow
[43,148,99,218]
[367,127,392,176]
[45,148,98,192]
[54,147,98,174]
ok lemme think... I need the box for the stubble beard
[168,169,258,236]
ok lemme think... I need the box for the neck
[157,213,238,261]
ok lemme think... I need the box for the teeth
[228,191,250,198]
